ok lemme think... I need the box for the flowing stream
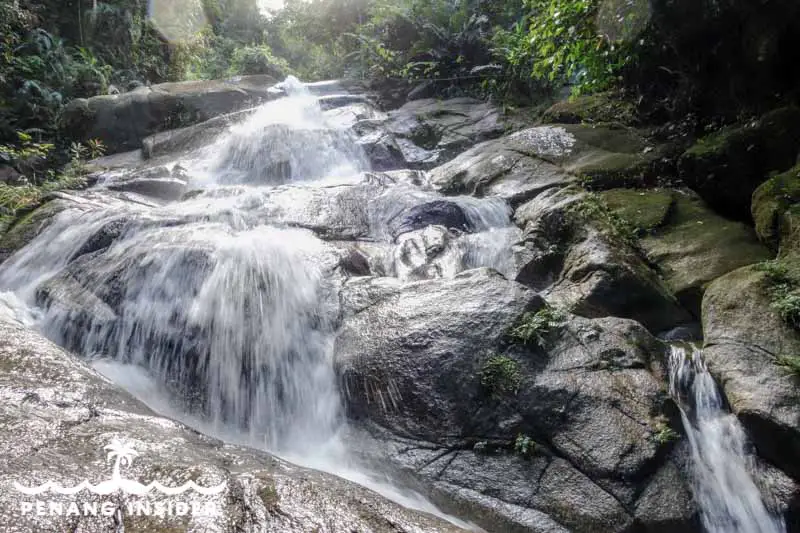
[669,345,787,533]
[0,77,513,527]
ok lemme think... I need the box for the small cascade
[669,345,786,533]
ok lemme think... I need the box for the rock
[428,131,574,206]
[407,81,437,101]
[541,93,638,126]
[702,265,800,479]
[354,98,506,171]
[104,166,190,201]
[335,271,697,532]
[602,188,771,314]
[0,165,23,185]
[390,226,454,280]
[513,186,692,332]
[752,163,800,252]
[678,107,800,220]
[388,200,472,240]
[61,75,279,154]
[0,198,72,265]
[0,310,467,533]
[141,108,255,160]
[599,187,675,234]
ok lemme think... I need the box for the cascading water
[0,76,511,526]
[669,345,787,533]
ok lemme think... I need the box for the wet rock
[355,98,506,170]
[0,312,467,533]
[388,200,472,240]
[679,107,800,220]
[513,186,692,332]
[61,75,280,154]
[335,271,695,532]
[105,166,190,201]
[428,131,574,206]
[391,226,453,280]
[702,265,800,479]
[142,108,255,159]
[602,188,771,314]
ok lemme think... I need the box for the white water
[669,345,786,533]
[0,77,511,528]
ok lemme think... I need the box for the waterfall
[0,77,508,527]
[668,345,786,533]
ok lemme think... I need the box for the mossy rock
[538,123,667,190]
[780,203,800,260]
[599,188,675,234]
[541,92,638,126]
[678,107,800,220]
[626,190,772,315]
[0,199,63,264]
[752,164,800,252]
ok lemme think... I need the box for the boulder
[752,164,800,253]
[61,75,279,154]
[354,98,506,170]
[541,93,638,126]
[427,131,574,206]
[388,200,472,240]
[602,188,771,314]
[678,107,800,220]
[335,270,698,532]
[702,264,800,479]
[513,186,692,332]
[141,108,255,160]
[104,165,190,202]
[0,306,466,533]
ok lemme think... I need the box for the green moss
[571,192,640,247]
[509,306,567,347]
[480,355,522,399]
[600,188,675,235]
[683,125,744,159]
[752,164,800,250]
[776,354,800,377]
[258,483,280,511]
[541,92,638,126]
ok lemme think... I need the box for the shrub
[514,433,538,457]
[509,306,566,347]
[480,355,522,399]
[756,260,800,331]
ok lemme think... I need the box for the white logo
[13,438,227,496]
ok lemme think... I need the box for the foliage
[0,132,55,184]
[512,0,642,95]
[480,355,522,399]
[509,306,566,347]
[756,260,800,331]
[573,192,639,246]
[0,163,90,220]
[514,433,538,458]
[652,419,679,445]
[776,354,800,378]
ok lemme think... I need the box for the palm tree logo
[105,439,138,482]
